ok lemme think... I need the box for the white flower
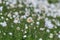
[0,6,3,11]
[18,4,23,7]
[6,18,9,21]
[34,9,41,13]
[23,35,27,38]
[40,28,45,31]
[55,20,60,26]
[25,8,30,16]
[8,0,16,4]
[9,32,12,35]
[6,2,9,5]
[27,17,33,23]
[25,13,30,16]
[14,12,18,15]
[23,15,27,19]
[24,31,27,34]
[13,19,18,23]
[47,13,51,16]
[1,16,4,19]
[59,31,60,33]
[13,18,20,24]
[39,38,42,40]
[46,29,50,33]
[0,0,2,3]
[26,0,38,7]
[0,21,7,27]
[45,18,54,29]
[37,15,44,20]
[36,22,40,25]
[3,33,6,35]
[7,13,11,17]
[16,27,20,30]
[50,4,55,9]
[54,26,57,29]
[10,4,15,8]
[20,15,26,19]
[25,24,28,29]
[13,15,16,18]
[49,33,53,38]
[58,34,60,38]
[0,13,2,15]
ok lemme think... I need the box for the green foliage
[48,0,59,3]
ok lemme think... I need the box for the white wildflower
[49,33,53,38]
[16,27,20,30]
[58,34,60,38]
[45,18,54,29]
[0,21,7,27]
[0,6,3,11]
[9,32,12,35]
[23,35,27,38]
[27,17,33,23]
[39,38,42,40]
[40,28,45,31]
[0,0,2,3]
[36,22,40,25]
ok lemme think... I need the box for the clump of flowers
[0,0,60,40]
